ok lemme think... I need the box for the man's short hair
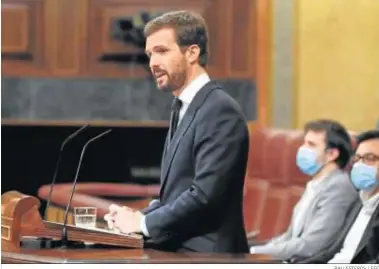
[356,130,379,146]
[304,119,353,169]
[144,10,209,67]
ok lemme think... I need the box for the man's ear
[186,45,201,65]
[328,148,340,163]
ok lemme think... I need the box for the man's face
[145,28,188,92]
[353,138,379,179]
[303,130,337,164]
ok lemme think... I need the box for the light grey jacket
[252,169,359,260]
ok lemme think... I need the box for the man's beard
[156,69,187,92]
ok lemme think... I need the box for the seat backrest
[243,127,308,240]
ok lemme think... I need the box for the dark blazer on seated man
[104,10,249,253]
[351,203,379,264]
[327,130,379,264]
[304,130,379,264]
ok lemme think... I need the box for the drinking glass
[74,207,97,228]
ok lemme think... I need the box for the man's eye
[352,153,379,163]
[365,154,379,162]
[156,48,168,54]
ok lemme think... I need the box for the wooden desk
[2,245,278,264]
[1,191,279,264]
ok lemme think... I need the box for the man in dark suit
[104,10,250,253]
[350,130,379,264]
[324,130,379,264]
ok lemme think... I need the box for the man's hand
[104,204,121,230]
[104,204,143,234]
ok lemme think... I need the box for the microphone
[60,129,112,247]
[44,125,90,219]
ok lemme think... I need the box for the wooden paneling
[255,0,272,125]
[202,0,227,77]
[1,0,260,80]
[1,4,29,53]
[44,0,88,76]
[229,0,256,77]
[202,0,256,78]
[1,0,46,76]
[85,0,206,78]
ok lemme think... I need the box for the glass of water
[74,207,97,228]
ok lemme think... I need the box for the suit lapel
[346,200,363,230]
[295,170,341,237]
[159,111,195,197]
[159,81,221,197]
[160,131,170,184]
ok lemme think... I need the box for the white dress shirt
[177,73,211,124]
[328,191,379,264]
[141,73,211,237]
[291,176,325,237]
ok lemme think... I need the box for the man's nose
[149,56,159,69]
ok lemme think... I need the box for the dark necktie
[169,97,183,140]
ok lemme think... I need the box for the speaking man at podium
[104,10,250,253]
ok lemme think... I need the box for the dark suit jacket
[141,80,249,253]
[352,200,379,264]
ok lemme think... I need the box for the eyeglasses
[351,153,379,164]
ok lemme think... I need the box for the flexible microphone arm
[60,129,112,247]
[44,125,90,219]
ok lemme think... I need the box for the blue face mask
[296,146,323,176]
[350,162,378,191]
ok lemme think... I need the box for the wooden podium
[1,190,278,264]
[1,190,143,252]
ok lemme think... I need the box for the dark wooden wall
[2,0,257,80]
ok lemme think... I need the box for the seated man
[250,119,359,260]
[328,130,379,264]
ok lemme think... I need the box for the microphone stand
[60,129,112,248]
[22,125,90,249]
[44,125,89,219]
